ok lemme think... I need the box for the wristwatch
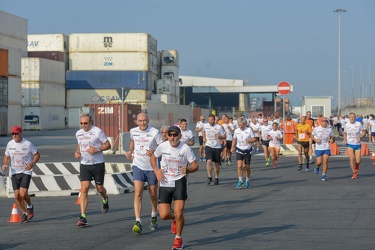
[186,168,190,174]
[97,146,101,152]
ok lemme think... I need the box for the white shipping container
[27,34,68,52]
[0,11,27,40]
[8,48,22,76]
[67,107,94,129]
[69,52,158,74]
[21,58,65,83]
[157,79,180,96]
[66,89,147,108]
[161,50,179,67]
[8,76,21,105]
[161,66,179,80]
[0,34,27,51]
[69,33,157,55]
[21,82,66,107]
[0,106,7,135]
[22,106,66,130]
[7,104,22,129]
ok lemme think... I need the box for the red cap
[10,126,22,134]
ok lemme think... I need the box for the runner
[268,123,283,168]
[2,126,40,223]
[151,126,199,250]
[343,112,367,179]
[222,116,234,165]
[296,116,313,171]
[231,117,256,189]
[75,113,111,226]
[125,113,163,233]
[195,116,206,161]
[259,118,272,166]
[249,118,261,154]
[179,119,194,147]
[311,118,334,181]
[305,111,315,163]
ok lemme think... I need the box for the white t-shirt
[5,138,38,175]
[260,124,272,141]
[232,120,238,130]
[222,123,234,141]
[203,123,225,149]
[154,141,196,183]
[196,121,205,137]
[130,125,163,171]
[250,122,260,137]
[233,127,254,151]
[181,129,194,144]
[268,130,283,148]
[312,126,333,150]
[369,120,375,133]
[344,121,364,146]
[76,126,108,165]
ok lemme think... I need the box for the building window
[311,105,324,117]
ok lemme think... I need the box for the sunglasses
[80,122,89,125]
[11,133,19,136]
[168,133,179,137]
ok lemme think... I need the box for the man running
[311,118,334,181]
[126,113,163,233]
[296,116,312,171]
[343,112,367,179]
[2,126,40,223]
[195,116,206,161]
[259,118,272,166]
[179,119,194,147]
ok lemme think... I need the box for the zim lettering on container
[97,107,114,114]
[103,37,113,48]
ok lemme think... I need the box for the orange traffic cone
[7,204,21,223]
[371,151,375,160]
[330,142,340,155]
[75,192,81,205]
[361,143,370,156]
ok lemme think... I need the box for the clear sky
[1,0,375,107]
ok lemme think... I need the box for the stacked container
[27,34,69,70]
[0,11,27,135]
[21,58,66,130]
[67,33,158,110]
[154,50,180,104]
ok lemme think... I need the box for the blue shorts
[132,165,158,186]
[346,144,361,151]
[371,132,375,137]
[315,149,331,158]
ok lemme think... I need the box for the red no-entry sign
[277,82,291,95]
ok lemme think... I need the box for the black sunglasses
[11,133,19,136]
[168,133,179,137]
[80,122,88,125]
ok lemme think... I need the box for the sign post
[277,82,291,145]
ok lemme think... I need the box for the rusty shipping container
[84,103,141,150]
[0,48,8,77]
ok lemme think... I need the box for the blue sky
[1,0,375,107]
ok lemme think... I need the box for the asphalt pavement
[1,130,375,250]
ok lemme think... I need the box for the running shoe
[77,216,88,226]
[314,167,320,175]
[27,204,34,220]
[172,237,183,250]
[355,163,359,173]
[256,149,260,154]
[203,157,206,162]
[250,148,256,154]
[150,216,158,230]
[352,172,357,179]
[200,157,203,162]
[298,165,303,171]
[171,220,176,234]
[321,174,327,181]
[235,181,243,189]
[309,159,314,164]
[265,161,270,167]
[20,213,28,224]
[305,166,309,172]
[214,178,219,185]
[206,177,212,185]
[228,160,231,165]
[101,196,109,213]
[268,155,271,161]
[246,180,251,189]
[225,161,229,165]
[132,221,142,234]
[302,157,305,164]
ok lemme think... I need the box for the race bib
[160,179,175,187]
[299,134,306,140]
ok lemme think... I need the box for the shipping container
[66,70,151,89]
[0,11,27,40]
[0,48,8,76]
[21,82,66,107]
[161,66,179,80]
[7,104,22,129]
[69,33,157,55]
[0,77,8,106]
[66,89,147,108]
[27,34,68,52]
[21,58,65,83]
[0,106,7,135]
[8,48,21,76]
[161,50,179,67]
[69,52,158,74]
[8,76,21,105]
[156,51,161,78]
[84,103,142,149]
[157,79,180,96]
[0,34,27,51]
[150,94,178,104]
[28,51,68,70]
[22,106,66,130]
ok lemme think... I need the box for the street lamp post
[334,8,346,114]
